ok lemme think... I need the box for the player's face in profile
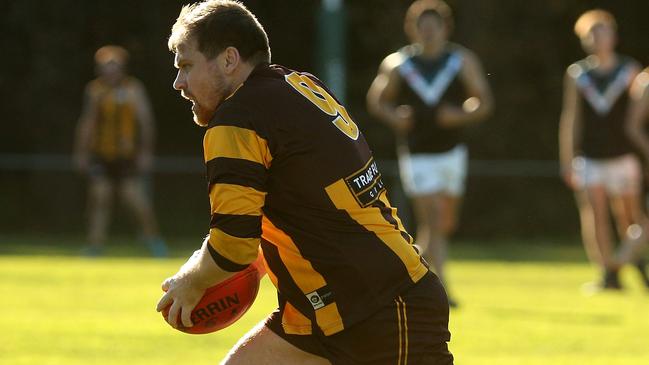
[416,13,447,47]
[173,39,229,127]
[582,23,616,55]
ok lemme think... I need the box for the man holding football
[156,1,453,364]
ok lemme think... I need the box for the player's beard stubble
[190,71,230,127]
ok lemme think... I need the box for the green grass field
[1,235,647,365]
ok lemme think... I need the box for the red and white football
[163,255,266,334]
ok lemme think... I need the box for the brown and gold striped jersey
[204,64,428,336]
[87,77,141,161]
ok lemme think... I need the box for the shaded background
[2,0,649,240]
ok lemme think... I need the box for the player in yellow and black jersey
[157,1,453,364]
[74,45,166,257]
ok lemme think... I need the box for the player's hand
[156,272,206,329]
[156,251,208,329]
[390,105,414,134]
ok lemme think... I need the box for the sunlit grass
[0,236,647,364]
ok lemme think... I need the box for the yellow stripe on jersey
[203,125,272,168]
[209,183,266,216]
[281,301,313,335]
[262,216,345,335]
[92,80,139,160]
[324,180,427,283]
[208,226,260,266]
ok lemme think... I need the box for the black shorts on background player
[88,157,137,181]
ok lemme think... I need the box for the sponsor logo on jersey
[344,157,386,207]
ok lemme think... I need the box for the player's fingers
[181,304,194,328]
[156,291,172,312]
[167,300,180,328]
[161,277,173,292]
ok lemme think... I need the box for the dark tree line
[2,0,649,237]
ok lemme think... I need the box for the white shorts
[572,154,642,195]
[398,144,468,197]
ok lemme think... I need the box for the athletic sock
[634,259,649,288]
[602,269,622,290]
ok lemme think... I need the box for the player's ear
[222,47,241,74]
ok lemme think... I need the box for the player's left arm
[74,83,99,171]
[132,81,155,172]
[627,68,649,164]
[437,47,494,127]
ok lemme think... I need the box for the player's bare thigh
[221,320,331,365]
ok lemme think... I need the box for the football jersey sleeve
[203,104,272,272]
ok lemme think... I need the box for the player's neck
[419,41,446,59]
[225,62,256,99]
[588,52,618,72]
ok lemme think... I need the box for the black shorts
[88,157,137,182]
[266,272,453,365]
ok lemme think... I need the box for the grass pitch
[0,236,647,365]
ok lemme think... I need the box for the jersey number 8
[285,72,359,140]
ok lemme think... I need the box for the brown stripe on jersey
[374,195,414,245]
[208,227,260,266]
[207,241,250,272]
[209,183,266,216]
[262,217,345,335]
[206,157,268,192]
[204,125,272,168]
[261,242,280,288]
[210,213,262,238]
[324,180,428,284]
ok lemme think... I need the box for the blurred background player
[74,45,167,257]
[367,0,493,306]
[559,10,648,290]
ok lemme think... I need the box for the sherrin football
[163,255,266,334]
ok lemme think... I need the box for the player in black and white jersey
[367,0,493,306]
[559,9,649,290]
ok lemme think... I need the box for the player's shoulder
[85,78,105,95]
[634,67,649,91]
[446,42,478,64]
[210,97,257,130]
[566,58,591,79]
[618,54,641,72]
[210,63,299,124]
[377,45,419,74]
[124,76,145,91]
[208,90,273,142]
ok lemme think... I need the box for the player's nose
[173,72,186,91]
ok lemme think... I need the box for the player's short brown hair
[574,9,617,38]
[404,0,454,41]
[94,45,129,66]
[168,0,270,65]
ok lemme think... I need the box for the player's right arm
[366,52,414,135]
[157,106,270,328]
[559,65,582,189]
[74,83,99,171]
[156,237,233,329]
[626,69,649,165]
